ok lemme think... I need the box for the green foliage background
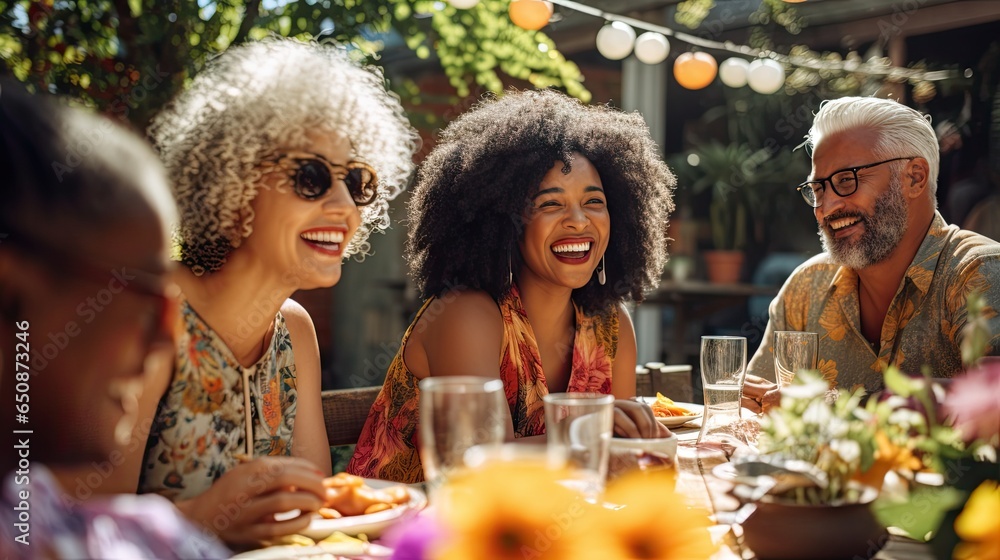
[0,0,589,129]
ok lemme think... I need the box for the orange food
[650,393,692,417]
[321,473,410,517]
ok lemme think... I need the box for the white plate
[299,479,427,541]
[639,398,703,428]
[233,541,393,559]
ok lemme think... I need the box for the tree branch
[233,0,261,45]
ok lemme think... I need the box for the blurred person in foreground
[122,37,417,546]
[0,79,229,558]
[347,90,674,483]
[745,96,1000,413]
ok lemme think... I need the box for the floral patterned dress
[346,285,619,483]
[139,299,298,501]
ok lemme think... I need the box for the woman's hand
[741,375,781,414]
[612,399,672,439]
[177,456,327,546]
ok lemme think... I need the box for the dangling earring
[508,251,514,287]
[597,256,606,286]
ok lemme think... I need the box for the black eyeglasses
[796,156,917,208]
[270,151,379,206]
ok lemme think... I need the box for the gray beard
[819,175,908,270]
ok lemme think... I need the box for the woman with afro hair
[118,38,417,545]
[348,89,675,484]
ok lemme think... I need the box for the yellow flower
[431,461,593,560]
[575,471,715,560]
[953,480,1000,560]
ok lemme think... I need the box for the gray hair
[806,96,939,198]
[149,37,418,274]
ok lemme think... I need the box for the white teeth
[301,231,345,243]
[830,217,860,231]
[552,242,591,253]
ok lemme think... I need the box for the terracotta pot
[741,487,887,560]
[703,250,745,284]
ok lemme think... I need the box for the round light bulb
[596,21,636,61]
[508,0,553,31]
[747,58,785,94]
[719,58,750,88]
[633,32,670,65]
[673,52,718,90]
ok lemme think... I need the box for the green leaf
[872,486,966,541]
[883,366,917,397]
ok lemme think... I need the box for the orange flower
[431,461,591,560]
[854,431,922,489]
[575,471,715,560]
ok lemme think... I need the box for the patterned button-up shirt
[748,213,1000,393]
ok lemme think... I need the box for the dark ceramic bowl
[741,485,887,560]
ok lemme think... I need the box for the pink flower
[943,361,1000,444]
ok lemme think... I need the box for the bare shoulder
[280,298,317,338]
[407,289,504,378]
[616,303,633,326]
[416,289,502,337]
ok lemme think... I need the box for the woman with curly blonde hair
[348,89,673,484]
[118,37,416,545]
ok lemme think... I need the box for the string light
[542,0,960,83]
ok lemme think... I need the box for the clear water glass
[419,376,507,495]
[543,392,614,499]
[774,331,819,388]
[698,336,754,448]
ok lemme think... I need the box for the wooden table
[642,280,779,366]
[670,425,934,560]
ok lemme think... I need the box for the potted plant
[737,294,999,560]
[671,141,808,283]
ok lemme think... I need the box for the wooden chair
[322,386,382,446]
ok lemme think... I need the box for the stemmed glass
[418,376,507,496]
[774,331,819,388]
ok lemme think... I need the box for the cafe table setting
[238,338,999,560]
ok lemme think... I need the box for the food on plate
[321,473,410,517]
[650,393,693,417]
[264,534,315,547]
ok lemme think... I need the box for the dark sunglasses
[270,151,379,206]
[4,231,181,346]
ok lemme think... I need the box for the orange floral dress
[346,285,619,483]
[747,212,1000,392]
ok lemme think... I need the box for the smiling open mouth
[301,230,346,255]
[828,216,862,232]
[551,241,592,262]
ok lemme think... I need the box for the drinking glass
[543,392,614,498]
[419,376,507,495]
[774,331,819,388]
[697,336,753,447]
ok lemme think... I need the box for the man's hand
[741,375,781,414]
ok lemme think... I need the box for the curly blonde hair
[149,37,418,274]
